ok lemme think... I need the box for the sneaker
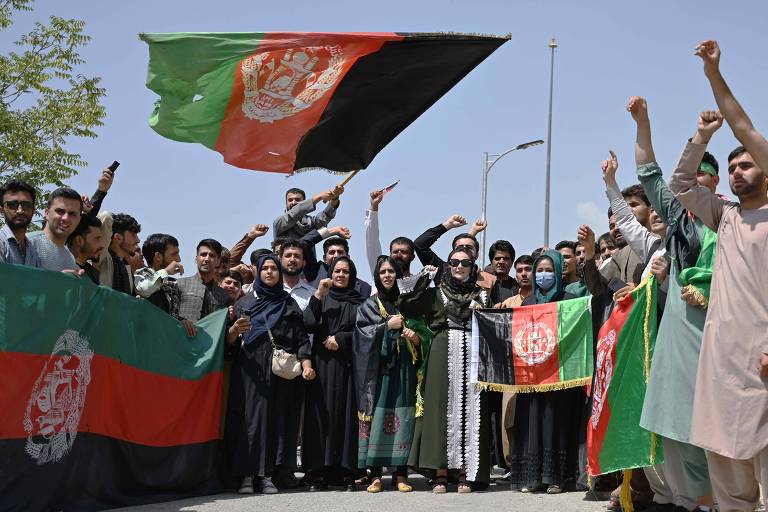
[238,476,254,494]
[496,471,512,484]
[258,477,278,495]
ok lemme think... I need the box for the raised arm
[413,214,466,267]
[628,96,657,167]
[669,111,729,231]
[229,224,269,266]
[312,185,343,229]
[365,190,385,275]
[696,40,768,174]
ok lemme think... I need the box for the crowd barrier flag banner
[470,296,593,392]
[587,276,663,477]
[0,263,228,512]
[140,32,509,174]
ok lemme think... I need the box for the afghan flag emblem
[587,276,663,477]
[140,32,509,174]
[471,296,593,392]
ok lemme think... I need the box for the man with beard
[94,213,141,295]
[135,233,184,315]
[67,216,106,283]
[365,188,417,276]
[557,240,588,297]
[0,180,41,267]
[488,240,518,305]
[306,236,372,297]
[273,186,343,258]
[279,239,315,311]
[28,187,82,273]
[175,239,230,326]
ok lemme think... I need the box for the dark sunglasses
[448,258,473,268]
[4,200,34,211]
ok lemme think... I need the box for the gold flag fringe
[620,469,634,512]
[357,411,372,422]
[681,284,709,308]
[474,376,592,394]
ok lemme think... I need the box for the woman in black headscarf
[225,254,315,495]
[302,256,367,491]
[353,256,432,493]
[399,248,492,493]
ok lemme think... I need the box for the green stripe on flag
[140,32,266,148]
[0,263,226,380]
[557,296,593,382]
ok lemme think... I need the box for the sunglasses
[448,258,473,268]
[4,200,34,212]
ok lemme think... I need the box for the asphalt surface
[114,476,609,512]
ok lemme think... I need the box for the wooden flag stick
[337,169,360,188]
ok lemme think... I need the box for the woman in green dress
[354,256,432,493]
[399,249,491,493]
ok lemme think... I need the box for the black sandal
[432,476,448,494]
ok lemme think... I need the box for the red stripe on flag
[214,32,403,173]
[587,296,635,475]
[0,352,222,446]
[510,302,561,386]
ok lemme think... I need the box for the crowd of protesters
[1,40,767,511]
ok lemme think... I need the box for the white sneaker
[238,476,254,494]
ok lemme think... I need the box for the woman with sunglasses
[399,248,491,493]
[302,256,367,491]
[353,256,432,493]
[508,249,580,494]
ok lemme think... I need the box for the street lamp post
[480,139,544,268]
[543,37,558,247]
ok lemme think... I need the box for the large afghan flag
[140,32,509,174]
[0,264,228,512]
[471,296,593,392]
[587,276,663,476]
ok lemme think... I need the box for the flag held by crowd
[140,31,509,174]
[0,264,229,512]
[587,276,663,477]
[470,296,594,392]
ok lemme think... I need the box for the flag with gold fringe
[470,296,593,392]
[587,276,664,512]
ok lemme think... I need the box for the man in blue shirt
[0,179,41,268]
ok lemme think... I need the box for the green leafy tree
[0,0,106,211]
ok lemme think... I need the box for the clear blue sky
[7,0,766,282]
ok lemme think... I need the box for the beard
[283,267,303,277]
[6,215,31,229]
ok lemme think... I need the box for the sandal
[366,479,383,493]
[457,475,472,494]
[396,481,413,493]
[432,477,447,494]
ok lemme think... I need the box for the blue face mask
[536,271,556,291]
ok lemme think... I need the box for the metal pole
[544,37,557,247]
[480,152,488,268]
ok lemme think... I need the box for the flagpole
[543,37,557,248]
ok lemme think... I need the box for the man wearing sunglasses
[0,179,42,267]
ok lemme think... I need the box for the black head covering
[327,256,366,305]
[373,255,403,308]
[242,254,290,344]
[440,248,480,323]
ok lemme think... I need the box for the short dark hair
[323,236,349,255]
[555,240,577,252]
[598,232,614,248]
[389,236,415,253]
[452,232,479,252]
[67,215,102,247]
[219,269,243,284]
[142,233,179,266]
[701,151,719,174]
[0,179,36,204]
[514,254,534,268]
[531,247,545,261]
[271,237,286,252]
[607,207,614,219]
[197,238,222,257]
[280,239,306,259]
[488,240,515,262]
[728,145,748,163]
[47,187,82,209]
[621,184,650,206]
[250,248,273,265]
[285,188,306,200]
[112,213,141,236]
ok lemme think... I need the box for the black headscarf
[243,254,291,344]
[439,248,481,323]
[327,256,366,305]
[373,255,403,309]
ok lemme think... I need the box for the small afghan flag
[140,32,509,174]
[471,296,593,392]
[0,264,228,512]
[587,276,663,477]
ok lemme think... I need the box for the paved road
[114,476,608,512]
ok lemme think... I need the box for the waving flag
[140,32,509,174]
